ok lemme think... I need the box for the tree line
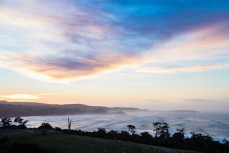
[0,117,28,129]
[1,117,229,153]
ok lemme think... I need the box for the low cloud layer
[1,0,229,81]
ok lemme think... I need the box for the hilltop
[0,100,146,118]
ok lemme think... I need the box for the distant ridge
[0,100,145,118]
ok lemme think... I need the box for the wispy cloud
[0,0,229,82]
[184,99,215,103]
[136,63,229,74]
[136,23,229,73]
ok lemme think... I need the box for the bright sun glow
[1,94,40,101]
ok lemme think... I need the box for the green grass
[0,134,199,153]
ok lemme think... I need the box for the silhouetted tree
[153,122,170,138]
[1,118,12,128]
[173,128,185,140]
[107,130,118,139]
[14,117,28,129]
[68,118,72,131]
[94,128,107,138]
[223,139,229,146]
[97,128,106,134]
[140,131,153,139]
[121,131,130,136]
[127,125,136,135]
[38,123,53,129]
[190,132,212,141]
[55,127,62,132]
[107,130,118,135]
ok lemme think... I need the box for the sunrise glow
[0,0,229,112]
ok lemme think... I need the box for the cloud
[184,99,215,103]
[145,99,163,103]
[0,52,141,82]
[135,23,229,73]
[0,0,229,82]
[136,63,229,74]
[146,24,229,63]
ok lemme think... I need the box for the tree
[140,131,153,139]
[107,130,118,138]
[191,132,213,142]
[97,128,106,134]
[223,139,229,147]
[14,117,28,129]
[153,122,170,138]
[38,123,53,129]
[127,125,136,135]
[120,131,130,140]
[173,128,185,140]
[68,118,72,131]
[1,118,12,128]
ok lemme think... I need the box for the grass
[0,134,199,153]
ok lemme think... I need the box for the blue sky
[0,0,229,112]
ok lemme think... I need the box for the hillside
[0,101,144,118]
[0,134,198,153]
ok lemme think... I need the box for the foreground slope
[0,134,198,153]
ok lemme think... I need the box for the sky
[0,0,229,112]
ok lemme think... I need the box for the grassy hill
[0,134,199,153]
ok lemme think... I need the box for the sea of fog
[24,111,229,142]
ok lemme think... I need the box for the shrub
[38,123,53,130]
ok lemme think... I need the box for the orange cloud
[0,52,142,82]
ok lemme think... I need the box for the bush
[54,127,62,132]
[38,123,53,130]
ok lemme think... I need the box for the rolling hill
[0,100,145,118]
